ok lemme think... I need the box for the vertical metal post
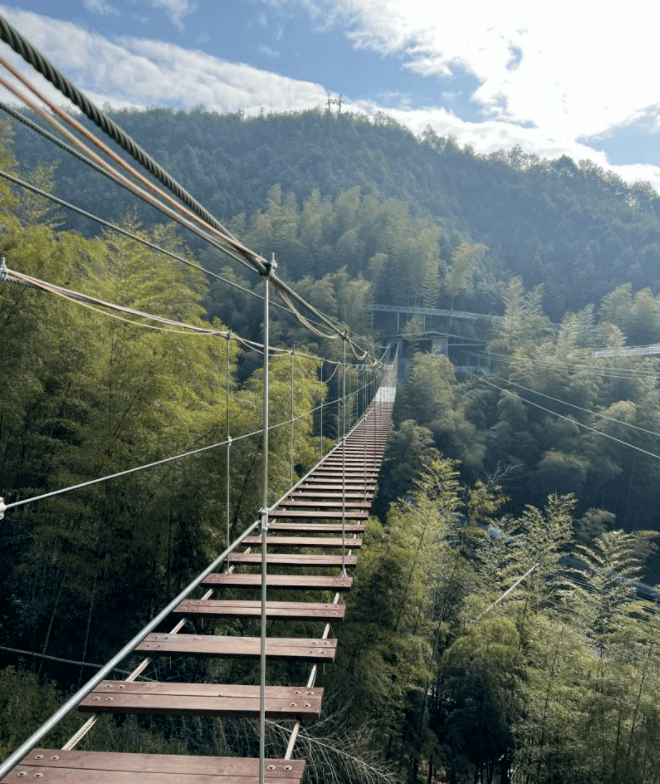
[341,337,347,576]
[319,361,324,462]
[363,366,367,502]
[259,263,272,784]
[290,347,295,488]
[226,332,232,556]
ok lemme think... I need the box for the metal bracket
[260,253,278,277]
[0,497,5,520]
[0,257,7,282]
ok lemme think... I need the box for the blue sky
[1,0,660,191]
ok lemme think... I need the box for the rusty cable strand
[0,53,260,273]
[0,15,384,360]
[276,287,339,341]
[0,166,343,338]
[0,71,257,275]
[8,267,232,335]
[0,13,243,250]
[0,162,254,286]
[0,99,380,361]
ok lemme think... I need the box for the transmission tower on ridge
[327,92,343,114]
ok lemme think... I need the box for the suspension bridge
[0,372,395,784]
[0,13,397,784]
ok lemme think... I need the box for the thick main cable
[0,71,260,276]
[0,115,380,359]
[0,13,242,248]
[0,165,258,288]
[0,31,381,360]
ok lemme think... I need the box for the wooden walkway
[2,383,395,784]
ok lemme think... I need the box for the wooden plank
[299,482,376,490]
[242,535,362,548]
[317,458,380,462]
[227,553,357,568]
[278,500,371,509]
[290,491,373,499]
[322,456,381,461]
[202,573,353,590]
[312,463,378,479]
[80,682,323,719]
[268,522,365,533]
[6,750,304,783]
[268,510,368,520]
[172,599,346,621]
[297,482,376,490]
[135,634,337,662]
[317,467,378,473]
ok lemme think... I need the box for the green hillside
[8,107,660,319]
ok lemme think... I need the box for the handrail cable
[485,370,660,441]
[471,347,660,381]
[0,373,354,517]
[0,516,262,780]
[470,371,660,460]
[1,261,379,367]
[0,18,380,362]
[0,154,383,351]
[0,15,239,243]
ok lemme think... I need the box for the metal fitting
[0,497,5,521]
[0,257,7,282]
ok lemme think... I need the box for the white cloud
[2,1,660,195]
[140,0,196,30]
[258,45,281,58]
[271,2,660,142]
[346,98,660,194]
[83,0,119,15]
[0,6,326,115]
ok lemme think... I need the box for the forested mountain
[5,106,660,784]
[9,107,660,319]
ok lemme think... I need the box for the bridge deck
[1,380,395,784]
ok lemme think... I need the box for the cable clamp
[259,507,270,531]
[0,497,5,521]
[226,435,233,446]
[0,257,7,282]
[260,253,278,277]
